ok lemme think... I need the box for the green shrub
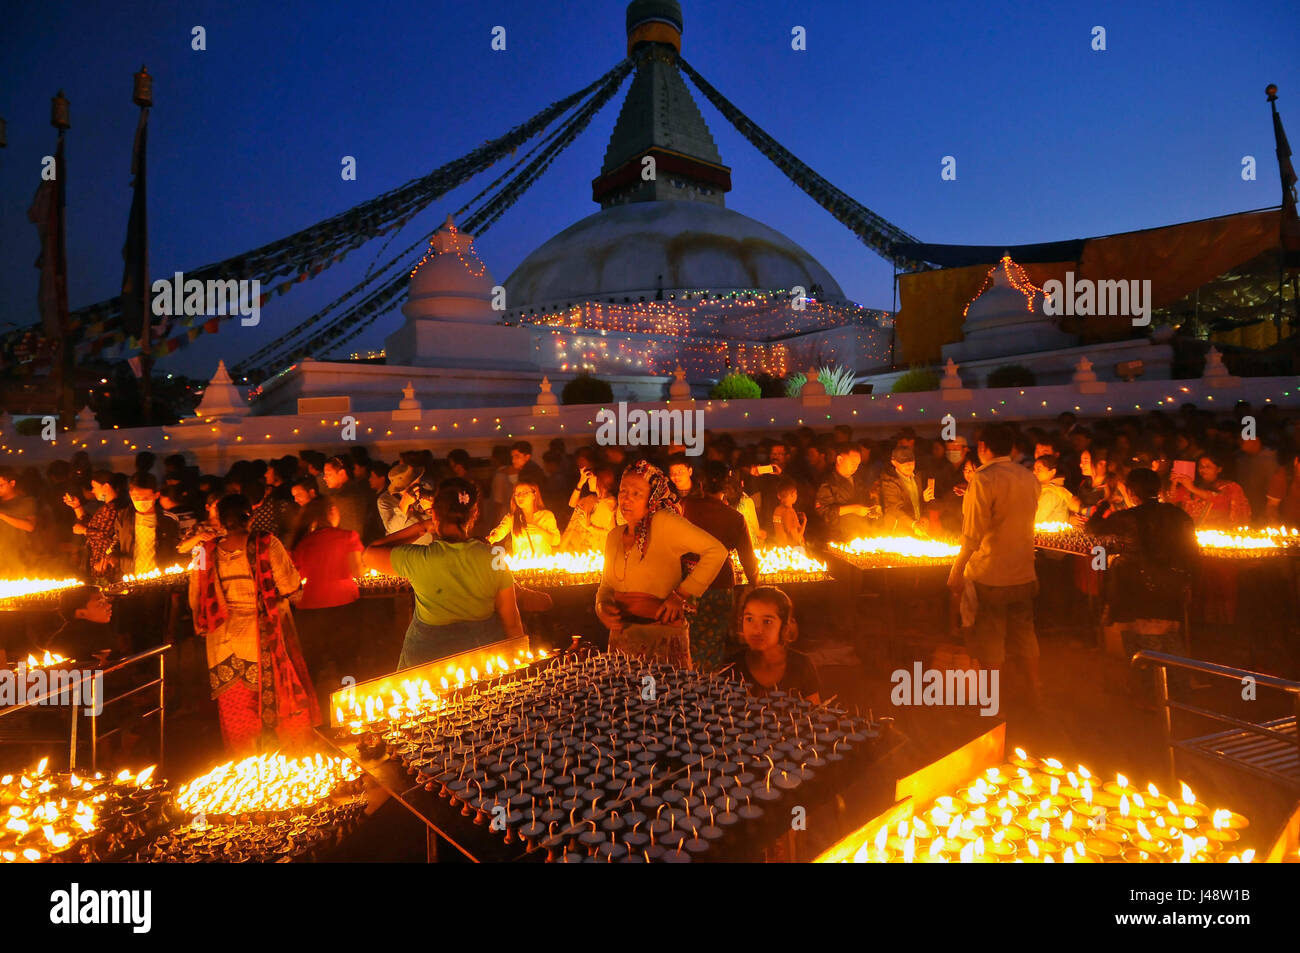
[890,367,941,393]
[16,416,46,436]
[784,372,807,398]
[986,364,1036,388]
[709,373,761,400]
[561,374,613,405]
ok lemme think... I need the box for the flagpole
[1268,84,1300,338]
[130,67,153,423]
[50,91,74,428]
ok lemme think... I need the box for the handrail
[1132,649,1300,788]
[0,645,174,717]
[1132,650,1300,695]
[0,644,169,771]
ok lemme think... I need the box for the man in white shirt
[948,424,1042,707]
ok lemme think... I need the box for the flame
[174,752,360,817]
[23,651,69,669]
[1181,782,1196,806]
[1196,528,1288,551]
[0,576,83,602]
[505,550,604,578]
[1034,522,1073,534]
[119,564,188,584]
[734,547,830,582]
[831,537,960,562]
[1119,794,1130,817]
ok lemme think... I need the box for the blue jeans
[397,613,506,671]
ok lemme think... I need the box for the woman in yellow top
[488,481,561,557]
[595,460,727,668]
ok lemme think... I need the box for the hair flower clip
[458,491,470,505]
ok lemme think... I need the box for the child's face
[778,489,796,506]
[741,598,785,651]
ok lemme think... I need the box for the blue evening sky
[1,0,1296,377]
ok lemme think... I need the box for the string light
[962,254,1045,319]
[410,222,486,279]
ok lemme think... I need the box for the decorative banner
[678,57,926,272]
[2,60,634,366]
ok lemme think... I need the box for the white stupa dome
[502,200,846,316]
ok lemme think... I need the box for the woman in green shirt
[364,478,524,669]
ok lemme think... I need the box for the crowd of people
[4,399,1299,750]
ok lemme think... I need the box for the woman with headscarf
[594,460,728,668]
[188,494,319,754]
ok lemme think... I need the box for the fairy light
[410,222,486,280]
[962,254,1045,319]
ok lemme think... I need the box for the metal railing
[0,644,169,771]
[1132,650,1300,789]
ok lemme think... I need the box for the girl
[489,481,561,557]
[726,586,820,703]
[561,467,618,552]
[770,479,806,547]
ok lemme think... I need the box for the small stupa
[943,255,1077,363]
[193,361,250,417]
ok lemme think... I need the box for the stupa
[249,1,890,414]
[942,255,1076,363]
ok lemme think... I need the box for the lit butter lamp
[336,649,549,732]
[6,650,71,671]
[1,758,160,864]
[830,536,959,568]
[175,752,361,821]
[838,748,1255,863]
[1032,522,1116,555]
[732,547,830,584]
[113,564,189,587]
[506,551,604,587]
[1196,527,1299,558]
[0,576,83,607]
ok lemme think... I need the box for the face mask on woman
[132,498,155,513]
[946,450,965,464]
